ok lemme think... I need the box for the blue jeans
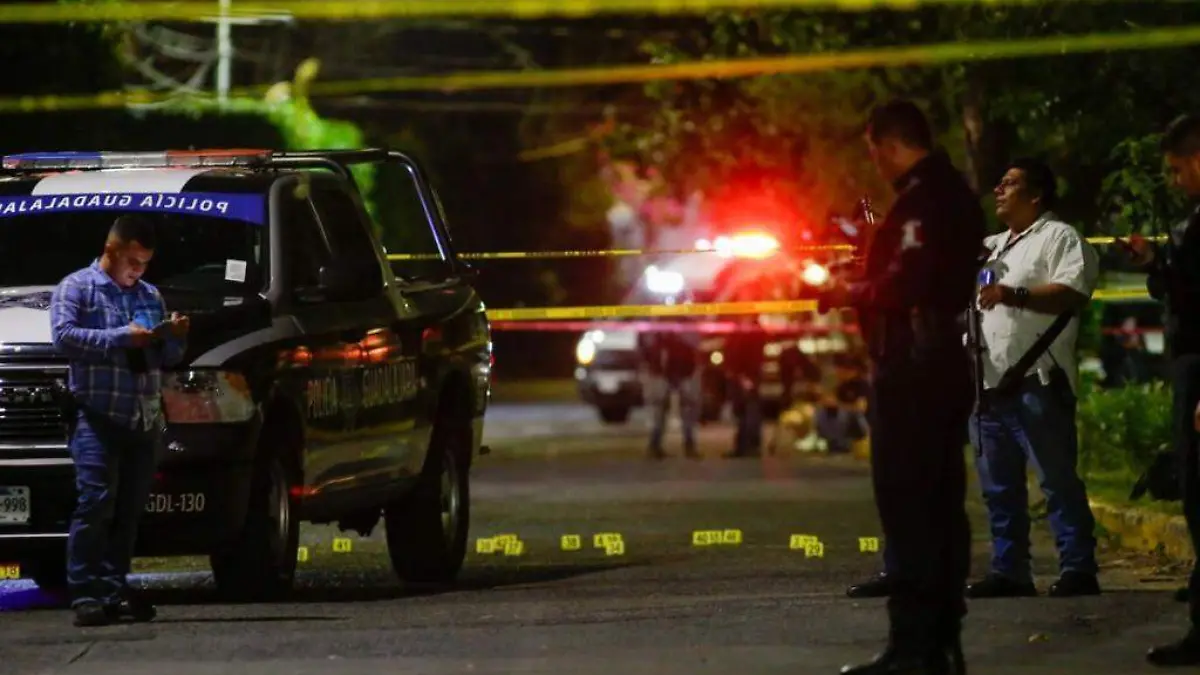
[647,374,699,452]
[969,373,1098,582]
[67,410,159,607]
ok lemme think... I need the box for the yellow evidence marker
[593,533,626,556]
[859,537,881,553]
[296,546,310,562]
[561,535,582,551]
[0,564,19,580]
[332,537,353,553]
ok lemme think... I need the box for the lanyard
[988,224,1037,265]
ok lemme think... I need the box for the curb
[1089,498,1193,562]
[845,439,1193,561]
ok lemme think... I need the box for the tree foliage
[608,2,1200,244]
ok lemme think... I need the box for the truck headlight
[576,338,597,365]
[162,370,256,424]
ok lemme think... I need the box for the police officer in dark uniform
[723,314,768,457]
[819,100,985,674]
[1126,113,1200,667]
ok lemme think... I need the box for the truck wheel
[384,416,470,584]
[210,454,300,601]
[598,406,630,424]
[27,553,67,591]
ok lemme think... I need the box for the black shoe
[840,646,958,674]
[73,601,112,627]
[1047,571,1101,597]
[965,573,1037,598]
[1175,587,1189,603]
[104,594,157,622]
[847,573,893,598]
[1147,634,1200,666]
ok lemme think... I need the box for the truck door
[306,181,425,493]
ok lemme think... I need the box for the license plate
[595,374,622,394]
[0,486,30,525]
[0,563,19,580]
[145,492,207,514]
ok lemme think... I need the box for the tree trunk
[960,68,1014,197]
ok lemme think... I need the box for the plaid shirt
[49,260,187,430]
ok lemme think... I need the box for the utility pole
[216,0,232,103]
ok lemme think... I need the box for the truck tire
[27,552,67,591]
[384,415,470,584]
[598,406,630,424]
[210,453,300,601]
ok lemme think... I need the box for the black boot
[847,572,893,599]
[840,611,960,674]
[1147,630,1200,667]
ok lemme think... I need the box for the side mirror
[296,261,374,302]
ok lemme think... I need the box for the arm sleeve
[1145,244,1170,301]
[50,279,132,361]
[1044,226,1099,297]
[846,216,935,311]
[158,293,188,368]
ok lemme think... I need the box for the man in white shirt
[966,158,1101,599]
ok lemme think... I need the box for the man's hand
[128,323,155,347]
[166,312,190,338]
[978,284,1015,310]
[1117,233,1155,267]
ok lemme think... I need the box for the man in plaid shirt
[49,214,189,627]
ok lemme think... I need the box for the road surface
[1,381,1193,675]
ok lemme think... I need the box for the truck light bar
[1,149,272,171]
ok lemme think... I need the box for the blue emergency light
[1,149,272,171]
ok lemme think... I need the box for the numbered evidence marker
[297,546,310,563]
[692,529,743,547]
[0,563,19,580]
[561,534,583,551]
[333,537,353,553]
[859,537,881,554]
[476,534,524,557]
[592,533,625,556]
[789,534,825,558]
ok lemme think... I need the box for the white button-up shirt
[979,212,1099,395]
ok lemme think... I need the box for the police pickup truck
[0,148,492,599]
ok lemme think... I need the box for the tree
[610,2,1200,244]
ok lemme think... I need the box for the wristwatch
[1011,286,1030,308]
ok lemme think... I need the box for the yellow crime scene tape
[0,0,1170,24]
[4,25,1200,112]
[390,235,1164,261]
[483,288,1151,322]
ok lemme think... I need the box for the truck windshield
[0,199,265,294]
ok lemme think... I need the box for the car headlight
[162,370,257,424]
[576,339,597,365]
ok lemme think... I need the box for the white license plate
[595,374,622,394]
[0,486,30,525]
[145,492,208,514]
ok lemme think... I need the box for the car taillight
[162,370,256,424]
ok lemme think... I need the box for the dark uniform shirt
[638,329,700,381]
[846,151,986,368]
[1147,205,1200,358]
[723,325,767,380]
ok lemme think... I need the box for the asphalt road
[1,381,1195,675]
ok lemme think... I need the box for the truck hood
[0,286,57,343]
[0,285,272,360]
